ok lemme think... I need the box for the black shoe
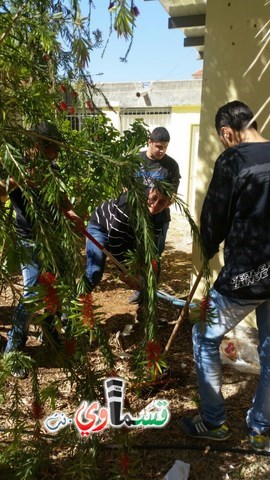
[11,366,28,379]
[181,414,231,441]
[42,316,64,348]
[128,290,143,305]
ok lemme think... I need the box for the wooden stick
[63,209,130,274]
[81,226,142,290]
[163,267,204,355]
[81,227,130,275]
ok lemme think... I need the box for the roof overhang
[151,0,207,59]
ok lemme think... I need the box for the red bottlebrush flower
[31,401,44,420]
[72,90,78,98]
[152,259,158,275]
[39,272,56,286]
[146,340,161,367]
[199,295,211,322]
[85,100,94,111]
[68,106,76,115]
[64,337,77,357]
[79,293,95,328]
[131,5,140,16]
[119,452,130,475]
[39,272,61,314]
[59,101,68,111]
[60,83,67,93]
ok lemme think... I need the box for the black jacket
[9,161,60,240]
[200,141,270,299]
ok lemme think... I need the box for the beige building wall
[102,105,121,130]
[170,106,200,213]
[192,0,270,326]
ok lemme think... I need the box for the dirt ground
[0,214,270,479]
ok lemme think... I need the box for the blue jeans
[5,241,40,353]
[193,288,270,434]
[157,221,169,257]
[85,222,108,290]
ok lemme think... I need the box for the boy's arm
[61,196,86,232]
[0,177,18,195]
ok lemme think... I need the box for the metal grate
[120,108,171,132]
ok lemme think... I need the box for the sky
[85,0,203,83]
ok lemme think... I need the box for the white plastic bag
[163,460,190,480]
[220,336,260,374]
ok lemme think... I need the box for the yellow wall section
[192,0,270,326]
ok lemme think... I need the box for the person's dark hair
[215,101,257,134]
[149,126,170,143]
[30,121,64,149]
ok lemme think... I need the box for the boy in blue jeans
[180,101,270,453]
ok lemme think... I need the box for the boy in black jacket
[180,101,270,453]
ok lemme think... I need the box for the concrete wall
[93,80,202,109]
[192,0,270,322]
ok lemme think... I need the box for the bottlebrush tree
[0,2,204,478]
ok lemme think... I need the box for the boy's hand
[0,177,18,195]
[64,209,86,232]
[119,272,142,290]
